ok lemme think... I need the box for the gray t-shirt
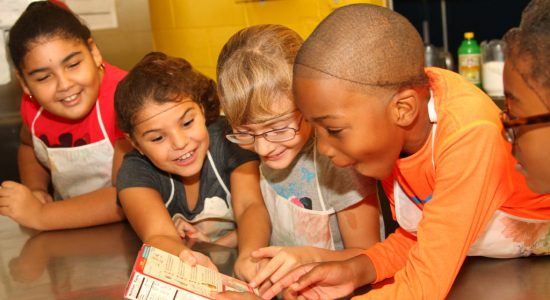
[261,136,367,249]
[117,117,258,224]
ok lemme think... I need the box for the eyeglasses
[500,110,550,144]
[226,115,303,145]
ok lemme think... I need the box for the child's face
[503,58,550,193]
[131,100,209,181]
[293,76,402,179]
[232,97,312,169]
[17,37,103,120]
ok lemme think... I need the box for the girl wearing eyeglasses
[501,0,550,194]
[216,25,381,293]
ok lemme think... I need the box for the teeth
[62,94,78,102]
[177,151,193,161]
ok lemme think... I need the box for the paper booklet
[125,244,258,300]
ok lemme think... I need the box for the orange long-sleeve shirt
[357,68,550,299]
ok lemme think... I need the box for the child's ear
[87,38,103,69]
[390,88,421,127]
[15,71,32,96]
[126,133,144,155]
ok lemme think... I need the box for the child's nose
[316,131,334,157]
[57,72,72,91]
[171,133,188,150]
[254,136,275,156]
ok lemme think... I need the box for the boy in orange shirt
[257,4,550,300]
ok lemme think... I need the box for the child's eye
[182,119,194,128]
[150,135,164,142]
[326,128,343,136]
[36,74,51,82]
[67,61,81,69]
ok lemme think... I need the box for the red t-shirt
[20,63,127,147]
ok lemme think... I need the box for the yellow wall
[148,0,386,79]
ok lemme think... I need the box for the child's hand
[179,248,218,271]
[0,181,44,229]
[173,217,210,242]
[31,190,53,204]
[249,246,310,289]
[212,291,263,300]
[262,257,369,300]
[233,254,256,281]
[233,253,269,283]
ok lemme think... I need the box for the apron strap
[31,107,44,136]
[207,151,231,199]
[165,175,176,207]
[166,151,231,209]
[427,90,437,169]
[95,99,109,140]
[313,137,336,250]
[313,139,327,211]
[31,100,108,139]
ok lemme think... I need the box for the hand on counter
[32,189,53,204]
[233,252,270,284]
[262,259,363,300]
[0,181,45,229]
[249,246,312,291]
[174,216,211,242]
[212,291,264,300]
[179,247,219,271]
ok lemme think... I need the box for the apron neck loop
[427,89,437,124]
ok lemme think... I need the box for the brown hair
[8,1,92,72]
[216,24,303,126]
[115,52,219,135]
[503,0,550,104]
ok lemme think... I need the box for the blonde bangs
[218,50,292,126]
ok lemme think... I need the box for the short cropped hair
[503,0,550,100]
[294,4,428,93]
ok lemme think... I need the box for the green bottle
[458,32,481,88]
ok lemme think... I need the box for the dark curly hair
[115,52,220,136]
[8,1,92,72]
[503,0,550,101]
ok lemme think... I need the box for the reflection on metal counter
[2,215,550,299]
[0,216,238,300]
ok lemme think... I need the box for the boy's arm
[338,191,381,250]
[356,124,510,299]
[230,160,271,281]
[17,124,50,195]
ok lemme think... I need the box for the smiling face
[503,58,550,193]
[131,100,209,182]
[17,37,103,120]
[293,76,403,179]
[233,96,312,169]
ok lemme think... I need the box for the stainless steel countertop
[1,215,549,299]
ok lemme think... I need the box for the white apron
[170,151,235,242]
[261,142,336,250]
[31,101,114,200]
[394,93,550,257]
